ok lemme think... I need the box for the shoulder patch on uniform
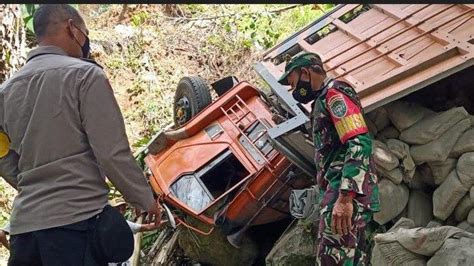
[0,132,10,158]
[328,93,348,118]
[326,88,368,143]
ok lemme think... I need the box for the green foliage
[21,4,39,33]
[98,4,337,151]
[222,11,280,49]
[271,4,336,45]
[181,4,336,51]
[21,4,80,34]
[0,179,16,226]
[141,230,160,253]
[185,4,207,14]
[106,179,122,200]
[97,4,111,14]
[131,10,150,27]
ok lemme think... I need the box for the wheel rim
[175,96,192,126]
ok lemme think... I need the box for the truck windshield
[170,174,212,213]
[170,149,249,214]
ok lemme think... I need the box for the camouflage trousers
[316,205,373,266]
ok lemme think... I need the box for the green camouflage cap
[278,52,323,86]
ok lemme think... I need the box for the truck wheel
[173,76,212,127]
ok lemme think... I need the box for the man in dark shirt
[0,4,162,265]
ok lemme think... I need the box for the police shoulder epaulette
[80,58,104,69]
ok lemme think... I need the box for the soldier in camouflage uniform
[278,53,380,265]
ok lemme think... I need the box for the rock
[457,221,474,233]
[400,107,468,145]
[373,140,399,171]
[454,194,474,222]
[410,119,471,164]
[374,179,410,225]
[265,220,317,266]
[433,170,470,221]
[378,126,400,140]
[177,216,258,266]
[468,209,474,226]
[427,236,474,266]
[114,24,136,38]
[367,106,391,131]
[428,158,457,185]
[457,152,474,187]
[376,165,403,184]
[450,128,474,158]
[366,118,378,136]
[407,190,433,227]
[471,187,474,202]
[386,101,434,132]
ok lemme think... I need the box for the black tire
[173,76,212,127]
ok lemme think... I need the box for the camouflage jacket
[311,79,380,212]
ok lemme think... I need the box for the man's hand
[0,230,9,250]
[140,220,166,232]
[143,201,163,226]
[331,193,354,236]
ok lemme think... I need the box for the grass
[0,5,335,262]
[95,4,336,150]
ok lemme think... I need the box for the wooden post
[130,215,143,266]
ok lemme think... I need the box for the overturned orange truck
[135,3,474,263]
[142,78,313,248]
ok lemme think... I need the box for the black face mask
[72,24,91,58]
[80,36,90,58]
[292,73,317,104]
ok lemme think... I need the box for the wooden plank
[362,54,471,112]
[359,46,461,100]
[348,8,387,33]
[382,5,473,55]
[333,18,408,66]
[257,3,474,115]
[151,228,179,265]
[131,216,144,266]
[312,30,353,55]
[352,57,397,84]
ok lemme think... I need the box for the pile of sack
[371,217,474,265]
[366,101,474,264]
